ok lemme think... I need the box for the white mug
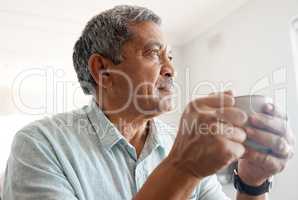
[234,95,273,154]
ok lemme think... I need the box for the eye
[149,49,161,57]
[168,55,173,61]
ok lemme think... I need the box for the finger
[249,115,296,147]
[209,90,234,97]
[179,113,218,135]
[216,137,246,161]
[250,113,294,145]
[189,94,235,114]
[224,90,235,96]
[286,126,296,147]
[245,127,293,159]
[216,107,248,127]
[242,147,288,175]
[192,94,235,109]
[263,103,287,120]
[250,113,287,136]
[209,122,247,143]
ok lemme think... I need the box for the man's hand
[167,91,248,179]
[135,91,248,200]
[238,103,296,186]
[135,91,296,200]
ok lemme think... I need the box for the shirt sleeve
[2,130,78,200]
[198,175,231,200]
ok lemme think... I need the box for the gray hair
[73,5,162,95]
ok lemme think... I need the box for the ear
[88,54,113,89]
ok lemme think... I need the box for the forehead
[128,21,167,49]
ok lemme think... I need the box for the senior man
[3,5,295,200]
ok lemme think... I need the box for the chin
[158,93,174,111]
[134,99,172,118]
[158,98,173,112]
[150,98,174,117]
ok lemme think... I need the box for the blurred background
[1,0,298,198]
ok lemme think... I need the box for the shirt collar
[149,119,165,149]
[85,98,124,149]
[151,118,176,152]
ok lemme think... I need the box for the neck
[108,113,150,141]
[109,112,151,157]
[95,97,151,157]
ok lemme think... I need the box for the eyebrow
[144,41,164,50]
[143,41,172,53]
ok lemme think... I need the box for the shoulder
[13,105,90,148]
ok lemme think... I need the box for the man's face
[106,21,175,117]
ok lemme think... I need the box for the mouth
[157,85,174,93]
[156,78,174,94]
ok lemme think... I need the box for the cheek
[111,73,133,97]
[118,60,161,94]
[143,72,160,96]
[134,68,161,94]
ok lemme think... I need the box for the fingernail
[278,141,286,153]
[277,138,288,155]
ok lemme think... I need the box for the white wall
[177,0,298,199]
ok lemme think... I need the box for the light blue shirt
[3,98,230,200]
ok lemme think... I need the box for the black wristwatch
[233,169,272,196]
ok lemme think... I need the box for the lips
[157,78,174,91]
[158,85,173,91]
[158,83,174,95]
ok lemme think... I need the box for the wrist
[234,169,272,197]
[134,157,201,200]
[238,174,267,187]
[237,168,267,186]
[163,156,202,183]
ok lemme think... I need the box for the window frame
[290,16,298,85]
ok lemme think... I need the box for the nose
[160,57,175,78]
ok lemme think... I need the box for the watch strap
[233,169,272,196]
